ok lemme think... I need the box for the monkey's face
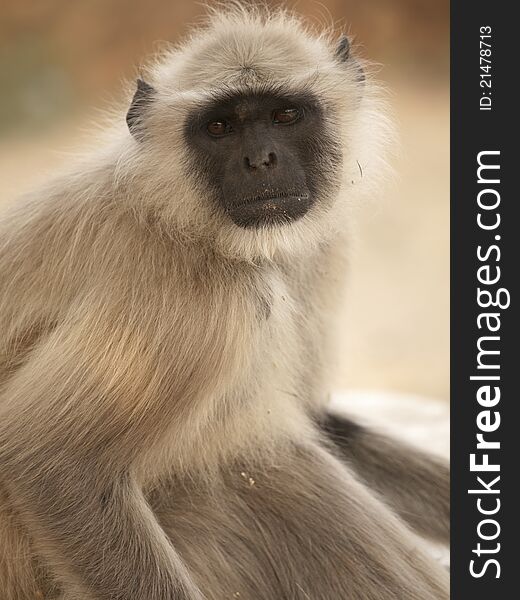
[124,9,388,260]
[183,89,341,229]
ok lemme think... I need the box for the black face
[183,90,341,228]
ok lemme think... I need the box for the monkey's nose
[244,152,277,170]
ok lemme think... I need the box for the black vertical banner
[451,1,517,598]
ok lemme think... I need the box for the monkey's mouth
[226,192,312,228]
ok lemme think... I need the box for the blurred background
[0,0,449,403]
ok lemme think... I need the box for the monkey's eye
[272,108,302,125]
[207,120,233,137]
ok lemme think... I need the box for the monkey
[319,412,450,544]
[0,5,449,599]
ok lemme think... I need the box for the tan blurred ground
[0,0,449,402]
[335,80,449,401]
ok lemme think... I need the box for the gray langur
[0,5,449,600]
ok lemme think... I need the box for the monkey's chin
[226,194,312,229]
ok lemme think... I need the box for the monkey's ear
[335,35,351,62]
[126,78,156,140]
[335,35,365,84]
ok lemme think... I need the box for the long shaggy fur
[0,5,447,599]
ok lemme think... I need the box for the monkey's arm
[320,411,450,544]
[0,313,204,600]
